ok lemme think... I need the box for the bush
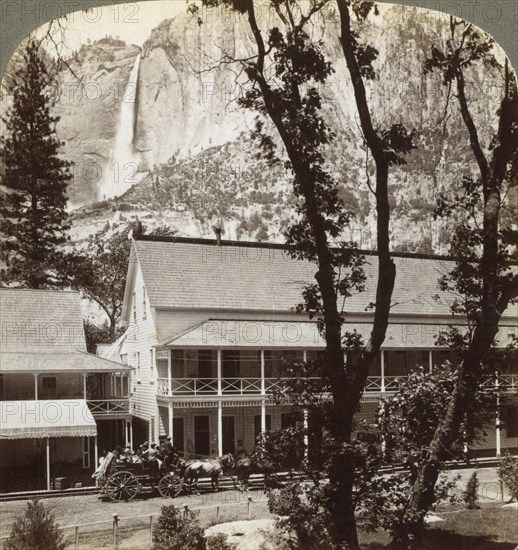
[463,471,480,509]
[4,499,67,550]
[206,532,237,550]
[153,505,207,550]
[498,452,518,501]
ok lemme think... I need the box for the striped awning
[0,400,97,439]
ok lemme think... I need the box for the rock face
[135,14,257,170]
[53,38,141,206]
[4,4,508,249]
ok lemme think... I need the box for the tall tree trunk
[398,59,516,549]
[241,1,399,546]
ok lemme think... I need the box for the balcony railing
[87,399,130,415]
[156,374,518,398]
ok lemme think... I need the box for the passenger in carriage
[142,443,163,468]
[123,443,135,462]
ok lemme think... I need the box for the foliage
[378,366,496,468]
[463,471,480,509]
[498,452,518,501]
[153,505,205,550]
[66,223,175,336]
[374,365,496,541]
[66,226,131,335]
[393,15,518,547]
[0,41,72,288]
[152,505,235,550]
[191,1,418,547]
[83,320,125,354]
[205,533,237,550]
[4,499,67,550]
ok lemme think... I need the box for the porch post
[495,371,501,457]
[380,351,385,392]
[46,437,51,491]
[261,400,266,435]
[167,350,172,397]
[217,350,222,396]
[83,373,88,400]
[128,421,133,450]
[428,350,433,373]
[260,350,265,395]
[168,401,174,439]
[33,373,38,400]
[94,436,98,468]
[217,402,223,456]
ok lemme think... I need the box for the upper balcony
[156,373,518,399]
[154,348,518,401]
[0,371,131,417]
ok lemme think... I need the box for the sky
[34,1,192,54]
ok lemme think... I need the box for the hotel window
[142,287,147,320]
[149,349,154,380]
[132,292,137,323]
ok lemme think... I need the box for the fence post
[112,513,119,550]
[500,480,505,502]
[247,496,252,519]
[183,503,189,519]
[149,515,153,543]
[74,525,79,550]
[216,506,220,523]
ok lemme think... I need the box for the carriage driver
[161,435,181,468]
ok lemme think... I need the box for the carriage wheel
[157,473,183,498]
[106,471,139,502]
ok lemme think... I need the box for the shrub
[463,471,480,509]
[153,505,205,550]
[498,452,518,502]
[206,532,237,550]
[4,499,67,550]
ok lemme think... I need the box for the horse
[228,456,255,492]
[183,453,235,494]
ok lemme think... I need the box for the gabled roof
[0,289,86,353]
[122,236,470,319]
[0,289,131,374]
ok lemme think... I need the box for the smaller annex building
[107,235,517,461]
[0,289,132,493]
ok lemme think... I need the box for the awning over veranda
[0,400,97,439]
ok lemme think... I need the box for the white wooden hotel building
[108,235,517,459]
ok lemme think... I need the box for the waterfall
[100,53,142,200]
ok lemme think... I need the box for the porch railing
[87,399,130,415]
[156,374,518,398]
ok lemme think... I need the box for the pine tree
[4,499,67,550]
[0,41,71,288]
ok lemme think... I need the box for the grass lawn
[1,491,516,549]
[359,502,518,549]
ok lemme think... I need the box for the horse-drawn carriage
[96,452,239,501]
[97,453,184,501]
